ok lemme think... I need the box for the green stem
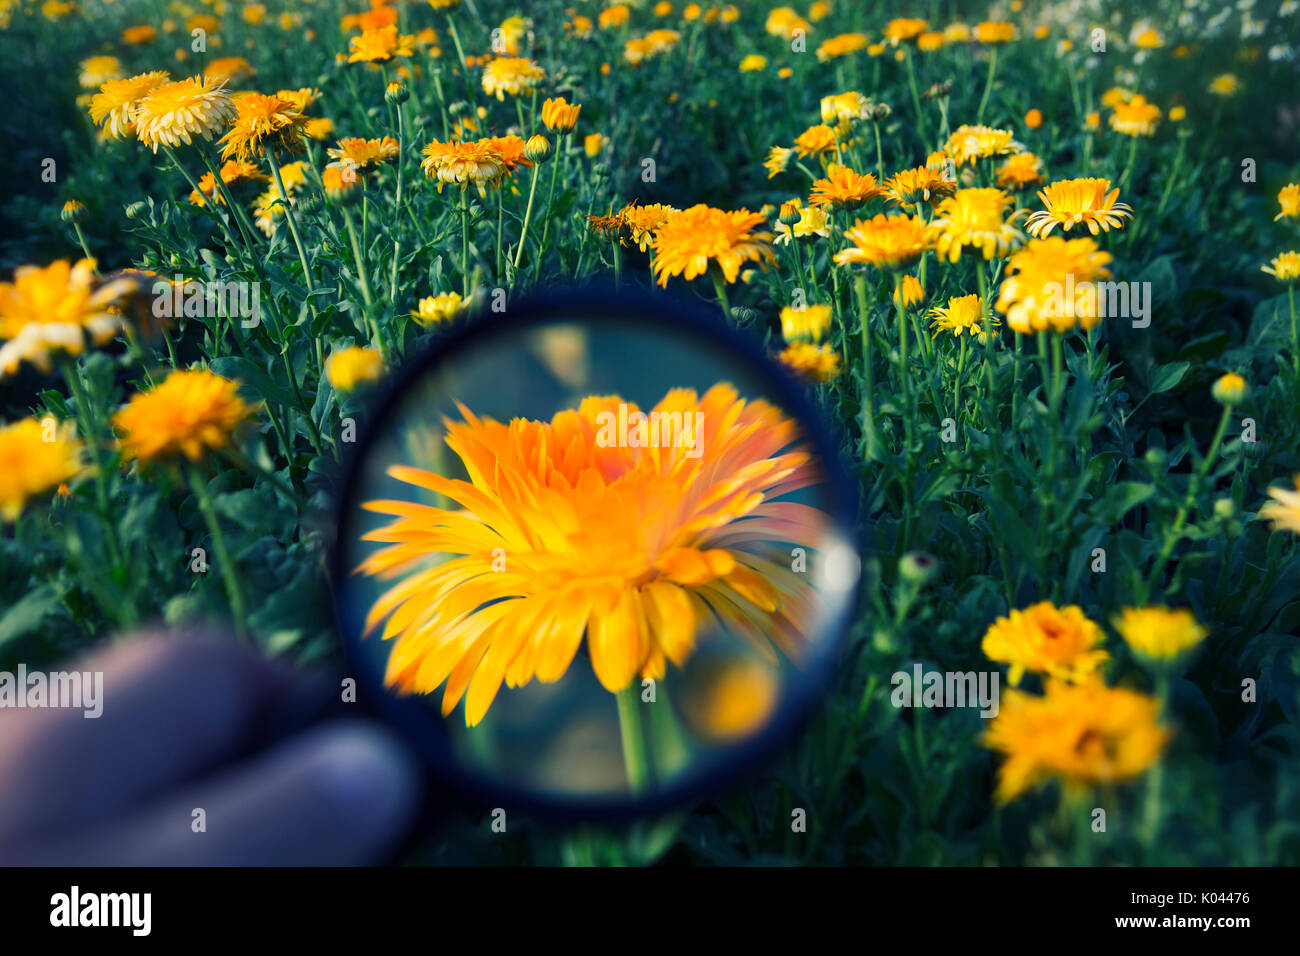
[976,46,998,124]
[616,684,651,793]
[188,463,248,640]
[513,165,541,270]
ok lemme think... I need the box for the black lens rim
[328,281,862,822]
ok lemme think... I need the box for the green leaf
[1090,481,1154,524]
[0,586,61,648]
[1148,360,1190,395]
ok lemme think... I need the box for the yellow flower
[1109,94,1161,136]
[883,165,957,207]
[774,198,830,244]
[624,29,682,65]
[765,7,810,38]
[778,342,840,382]
[1024,108,1043,129]
[1084,110,1101,130]
[420,139,509,196]
[481,56,544,99]
[931,187,1024,262]
[113,369,257,463]
[1211,372,1249,405]
[809,164,882,208]
[816,33,869,61]
[304,117,335,140]
[356,384,825,723]
[995,152,1044,189]
[780,303,832,343]
[995,237,1113,334]
[917,32,945,52]
[1101,86,1134,109]
[763,145,793,178]
[820,91,869,129]
[242,3,266,25]
[88,71,170,139]
[793,124,837,158]
[584,132,606,157]
[982,601,1109,686]
[1133,27,1163,49]
[412,291,464,326]
[0,418,83,521]
[0,259,136,377]
[251,161,308,234]
[945,124,1021,166]
[739,54,768,72]
[495,15,529,55]
[651,205,775,285]
[79,55,123,89]
[1275,183,1300,221]
[327,136,400,172]
[1113,607,1208,662]
[1262,251,1300,282]
[348,26,415,64]
[541,96,581,133]
[187,158,266,206]
[834,213,935,271]
[218,92,308,161]
[884,18,928,42]
[620,201,678,251]
[1261,475,1300,535]
[1025,177,1133,238]
[983,678,1168,802]
[943,23,971,42]
[1209,73,1241,96]
[326,347,385,391]
[975,21,1015,43]
[599,3,630,29]
[205,56,255,82]
[893,274,924,309]
[132,75,236,152]
[122,24,158,45]
[929,293,998,338]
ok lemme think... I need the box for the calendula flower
[495,14,529,54]
[995,152,1044,189]
[765,7,810,38]
[995,237,1113,334]
[348,26,415,63]
[122,24,157,45]
[322,164,362,196]
[834,213,935,271]
[599,3,630,28]
[326,347,385,391]
[132,75,236,152]
[917,32,945,52]
[1133,26,1163,49]
[816,33,870,61]
[809,164,883,208]
[780,304,832,343]
[982,601,1109,686]
[484,135,535,173]
[0,259,136,377]
[884,165,957,207]
[774,199,830,244]
[779,342,840,382]
[1109,94,1161,136]
[584,133,606,157]
[929,293,998,338]
[481,56,544,100]
[0,418,83,521]
[541,96,581,133]
[820,91,869,129]
[1261,475,1300,534]
[624,29,681,65]
[1025,177,1133,238]
[1113,607,1208,662]
[1211,372,1249,405]
[975,21,1015,43]
[218,92,308,161]
[327,136,400,172]
[652,205,775,285]
[412,292,464,326]
[79,55,123,89]
[944,23,971,42]
[945,124,1022,166]
[357,383,825,723]
[113,369,257,463]
[188,158,266,206]
[89,71,170,139]
[884,18,928,42]
[931,188,1024,262]
[1276,183,1300,221]
[739,54,768,72]
[1262,251,1300,282]
[983,678,1168,802]
[893,274,924,308]
[205,56,255,82]
[1209,73,1241,96]
[420,139,509,196]
[620,202,678,251]
[1101,87,1134,109]
[764,145,794,178]
[794,124,837,158]
[304,117,335,140]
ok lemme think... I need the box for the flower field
[1,0,1299,866]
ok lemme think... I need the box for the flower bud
[899,551,939,585]
[1211,372,1248,406]
[385,81,409,105]
[61,200,87,224]
[524,133,553,164]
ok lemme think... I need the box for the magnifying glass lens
[334,295,859,812]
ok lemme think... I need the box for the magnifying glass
[330,284,861,820]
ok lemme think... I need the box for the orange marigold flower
[651,205,775,285]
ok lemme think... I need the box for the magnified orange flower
[357,384,827,725]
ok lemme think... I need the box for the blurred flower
[774,198,830,244]
[739,54,768,71]
[893,274,924,309]
[834,213,935,270]
[482,56,544,99]
[1262,251,1300,282]
[1113,607,1208,662]
[79,55,122,89]
[816,33,869,61]
[1275,183,1300,221]
[1024,108,1043,129]
[975,21,1015,43]
[0,418,83,521]
[779,342,840,382]
[996,237,1113,333]
[931,187,1024,262]
[982,601,1108,686]
[945,124,1021,166]
[326,347,385,391]
[1109,94,1161,136]
[412,291,464,326]
[780,303,832,343]
[327,136,400,172]
[1261,476,1300,534]
[1211,372,1249,405]
[794,124,837,158]
[995,152,1044,189]
[763,145,793,178]
[983,678,1168,802]
[884,18,928,42]
[113,369,257,463]
[1208,73,1241,96]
